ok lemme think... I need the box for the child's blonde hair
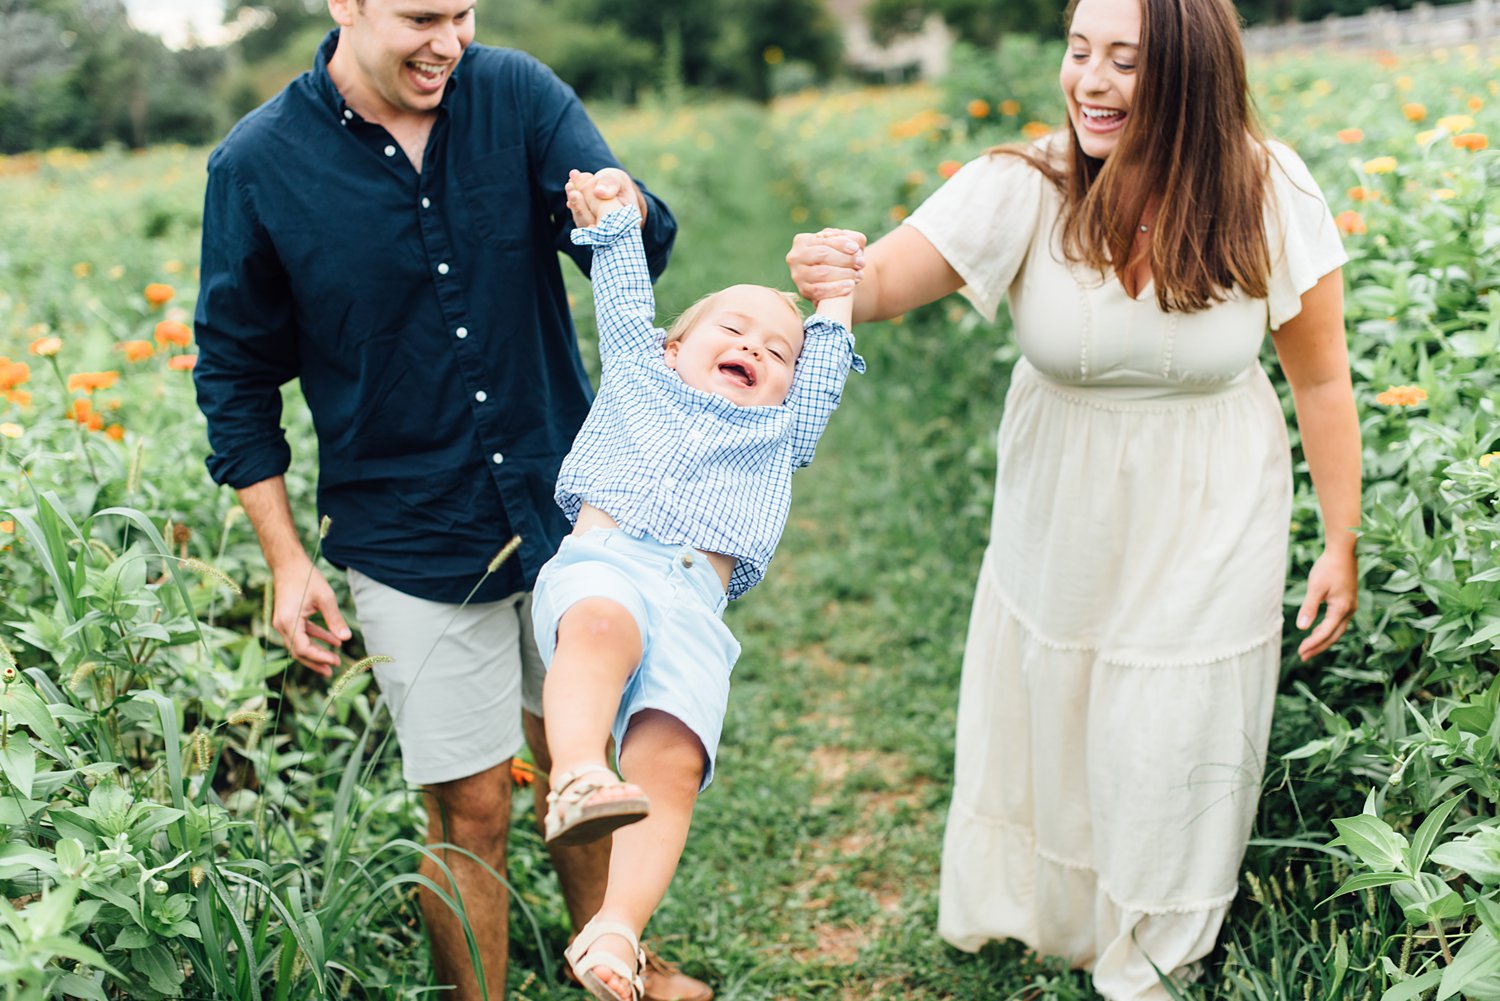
[665,287,804,344]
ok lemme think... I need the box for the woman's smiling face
[1059,0,1143,160]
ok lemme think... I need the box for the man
[192,2,709,998]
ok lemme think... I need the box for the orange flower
[1402,102,1427,122]
[1335,210,1366,236]
[1000,99,1020,116]
[967,99,990,118]
[1346,186,1374,202]
[67,371,119,393]
[1469,96,1485,112]
[510,759,537,787]
[0,521,13,534]
[1336,128,1364,143]
[1453,132,1489,151]
[70,398,93,423]
[1375,385,1427,407]
[117,340,154,363]
[105,424,125,441]
[29,336,62,357]
[1021,121,1053,140]
[5,390,31,408]
[154,320,192,347]
[0,359,29,391]
[889,205,909,222]
[144,283,174,308]
[938,159,962,179]
[169,354,198,371]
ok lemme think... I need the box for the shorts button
[681,553,695,568]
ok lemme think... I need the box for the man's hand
[566,167,644,228]
[271,557,352,677]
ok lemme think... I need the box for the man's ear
[328,0,356,28]
[663,340,681,370]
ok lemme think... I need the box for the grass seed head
[181,557,243,596]
[68,661,99,691]
[192,730,214,773]
[330,655,393,698]
[0,636,15,670]
[318,515,331,539]
[488,534,523,573]
[227,709,268,726]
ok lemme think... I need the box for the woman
[786,0,1361,994]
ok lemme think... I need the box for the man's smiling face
[330,0,476,120]
[664,285,805,408]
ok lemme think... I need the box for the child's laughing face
[665,286,804,408]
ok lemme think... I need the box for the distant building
[827,0,956,80]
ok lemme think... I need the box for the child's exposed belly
[574,503,734,593]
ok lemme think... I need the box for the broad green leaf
[0,676,69,758]
[1438,924,1500,999]
[0,735,37,799]
[1382,969,1442,1001]
[1331,812,1409,872]
[1407,795,1463,872]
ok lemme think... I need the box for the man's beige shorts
[347,568,545,787]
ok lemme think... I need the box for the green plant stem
[1428,921,1453,963]
[44,356,100,485]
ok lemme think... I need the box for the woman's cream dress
[906,140,1347,1000]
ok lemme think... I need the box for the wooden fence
[1242,0,1494,54]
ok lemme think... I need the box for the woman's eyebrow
[1069,33,1140,48]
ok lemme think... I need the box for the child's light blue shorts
[531,528,741,790]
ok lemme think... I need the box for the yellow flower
[1000,99,1020,116]
[1437,113,1475,132]
[1415,128,1440,146]
[1362,156,1397,174]
[28,336,62,357]
[1479,452,1500,468]
[1374,385,1427,407]
[72,261,92,278]
[1395,75,1414,93]
[1311,79,1334,95]
[762,45,783,65]
[0,422,22,439]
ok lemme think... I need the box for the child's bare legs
[543,598,646,808]
[581,709,705,1001]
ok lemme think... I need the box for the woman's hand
[787,228,866,304]
[1295,546,1357,660]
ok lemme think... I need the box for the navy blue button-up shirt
[193,31,676,603]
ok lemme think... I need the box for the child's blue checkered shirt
[555,205,864,599]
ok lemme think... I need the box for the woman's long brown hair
[999,0,1272,313]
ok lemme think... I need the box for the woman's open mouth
[1078,104,1127,134]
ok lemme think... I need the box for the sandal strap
[546,764,615,807]
[566,918,645,994]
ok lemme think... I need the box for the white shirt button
[343,109,353,120]
[491,452,504,465]
[383,145,396,157]
[474,390,487,403]
[421,197,431,209]
[662,476,677,490]
[455,326,468,339]
[437,262,450,275]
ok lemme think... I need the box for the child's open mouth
[718,361,756,387]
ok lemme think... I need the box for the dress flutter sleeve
[1264,140,1349,330]
[904,149,1048,323]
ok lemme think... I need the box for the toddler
[531,167,862,1001]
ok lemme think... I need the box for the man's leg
[421,765,513,1000]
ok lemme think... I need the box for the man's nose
[431,22,463,58]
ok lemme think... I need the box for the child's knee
[558,597,640,650]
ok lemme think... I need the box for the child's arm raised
[567,168,661,360]
[784,290,864,467]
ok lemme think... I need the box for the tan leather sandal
[565,917,645,1001]
[544,765,650,846]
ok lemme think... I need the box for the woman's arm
[1270,268,1362,660]
[788,226,965,325]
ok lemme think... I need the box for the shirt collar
[310,27,466,125]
